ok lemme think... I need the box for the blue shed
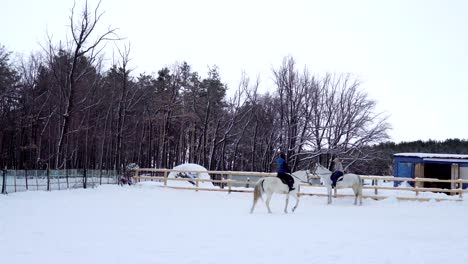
[393,153,468,189]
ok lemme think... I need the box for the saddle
[279,177,289,185]
[277,175,295,191]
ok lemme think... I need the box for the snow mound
[168,163,213,187]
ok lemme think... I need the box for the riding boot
[288,184,295,192]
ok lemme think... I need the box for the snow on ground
[1,182,468,264]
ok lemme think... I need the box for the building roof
[394,152,468,160]
[423,158,468,163]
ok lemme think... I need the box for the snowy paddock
[1,182,468,264]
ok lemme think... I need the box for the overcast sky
[2,0,468,143]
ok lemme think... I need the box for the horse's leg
[266,192,273,214]
[350,185,358,205]
[250,201,257,213]
[353,186,358,205]
[291,192,300,212]
[250,195,259,214]
[284,193,289,214]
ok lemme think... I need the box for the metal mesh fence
[0,169,119,193]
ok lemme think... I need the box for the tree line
[0,1,394,173]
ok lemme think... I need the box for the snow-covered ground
[1,182,468,264]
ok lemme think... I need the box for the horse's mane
[314,163,331,174]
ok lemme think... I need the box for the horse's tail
[253,178,265,202]
[250,178,265,214]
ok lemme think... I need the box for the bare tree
[273,56,314,170]
[45,0,119,168]
[0,45,20,168]
[17,53,54,168]
[114,43,132,171]
[271,57,390,171]
[216,72,258,170]
[308,73,390,169]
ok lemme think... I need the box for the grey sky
[2,0,468,143]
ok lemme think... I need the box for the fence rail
[132,168,468,202]
[4,166,467,202]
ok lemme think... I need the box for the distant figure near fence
[122,163,139,185]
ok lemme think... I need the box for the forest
[1,1,465,175]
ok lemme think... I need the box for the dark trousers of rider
[331,171,344,187]
[277,172,294,190]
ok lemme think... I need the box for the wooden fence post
[459,179,463,199]
[221,176,225,189]
[414,163,424,196]
[415,179,419,196]
[134,169,139,185]
[164,171,168,186]
[374,179,378,195]
[228,174,232,194]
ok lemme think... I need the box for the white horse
[313,163,363,205]
[250,175,300,214]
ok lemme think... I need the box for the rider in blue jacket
[277,152,295,191]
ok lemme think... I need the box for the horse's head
[311,163,332,179]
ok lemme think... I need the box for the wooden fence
[132,168,468,202]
